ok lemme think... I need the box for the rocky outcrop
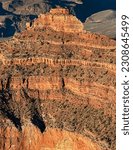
[0,126,103,150]
[26,7,83,33]
[0,8,116,150]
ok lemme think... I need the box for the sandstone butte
[0,8,116,150]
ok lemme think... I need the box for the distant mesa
[84,10,116,39]
[26,7,84,33]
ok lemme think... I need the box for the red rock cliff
[26,7,83,33]
[0,8,116,150]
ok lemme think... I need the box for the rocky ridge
[0,8,116,150]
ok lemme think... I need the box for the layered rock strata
[26,7,83,33]
[0,8,116,150]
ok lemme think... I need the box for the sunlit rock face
[0,125,103,150]
[0,8,116,150]
[26,7,83,33]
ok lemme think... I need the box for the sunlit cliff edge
[0,8,116,150]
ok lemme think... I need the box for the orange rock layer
[26,7,84,33]
[0,8,116,150]
[0,125,104,150]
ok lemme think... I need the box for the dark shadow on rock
[0,27,6,38]
[31,110,46,133]
[22,89,46,133]
[43,0,76,15]
[74,0,116,22]
[4,18,16,37]
[0,76,22,131]
[0,108,22,131]
[29,15,38,20]
[0,2,21,37]
[0,2,16,15]
[0,14,37,38]
[10,0,24,7]
[0,19,16,38]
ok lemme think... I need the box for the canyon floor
[0,8,116,150]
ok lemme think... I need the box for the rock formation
[0,0,116,38]
[0,8,116,150]
[26,7,83,33]
[84,10,116,39]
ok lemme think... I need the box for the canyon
[0,8,116,150]
[0,0,116,38]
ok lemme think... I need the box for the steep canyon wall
[0,8,116,150]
